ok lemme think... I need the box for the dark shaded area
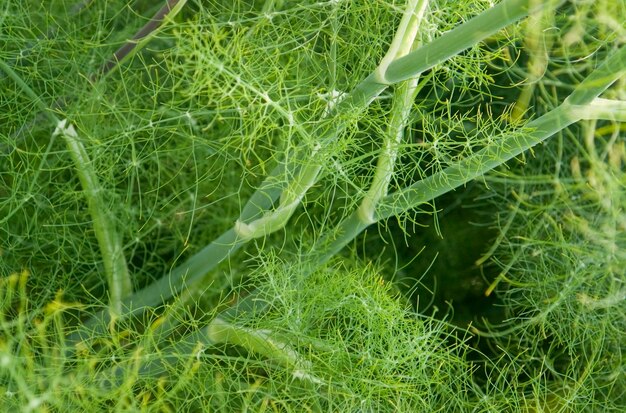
[363,185,503,329]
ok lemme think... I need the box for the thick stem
[574,98,626,122]
[132,230,240,311]
[374,0,424,84]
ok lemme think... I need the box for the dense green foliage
[1,0,624,411]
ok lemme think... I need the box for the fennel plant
[1,0,624,411]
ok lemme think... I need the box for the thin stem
[475,185,524,268]
[281,104,595,283]
[358,0,429,224]
[511,0,556,121]
[53,121,133,315]
[0,59,132,316]
[565,48,626,106]
[0,59,58,124]
[79,229,243,338]
[104,316,321,389]
[234,160,321,240]
[374,0,425,84]
[96,0,188,80]
[206,318,315,376]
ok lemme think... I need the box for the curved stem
[358,0,429,224]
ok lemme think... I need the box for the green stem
[104,316,321,388]
[374,105,577,219]
[383,0,563,84]
[53,122,132,315]
[374,0,427,84]
[574,98,626,122]
[511,0,556,121]
[234,160,321,239]
[206,318,314,375]
[358,0,428,224]
[0,59,132,316]
[565,49,626,106]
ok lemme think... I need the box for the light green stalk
[573,98,626,122]
[104,316,321,388]
[358,0,429,224]
[383,0,563,84]
[53,121,132,316]
[206,317,319,382]
[0,59,132,316]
